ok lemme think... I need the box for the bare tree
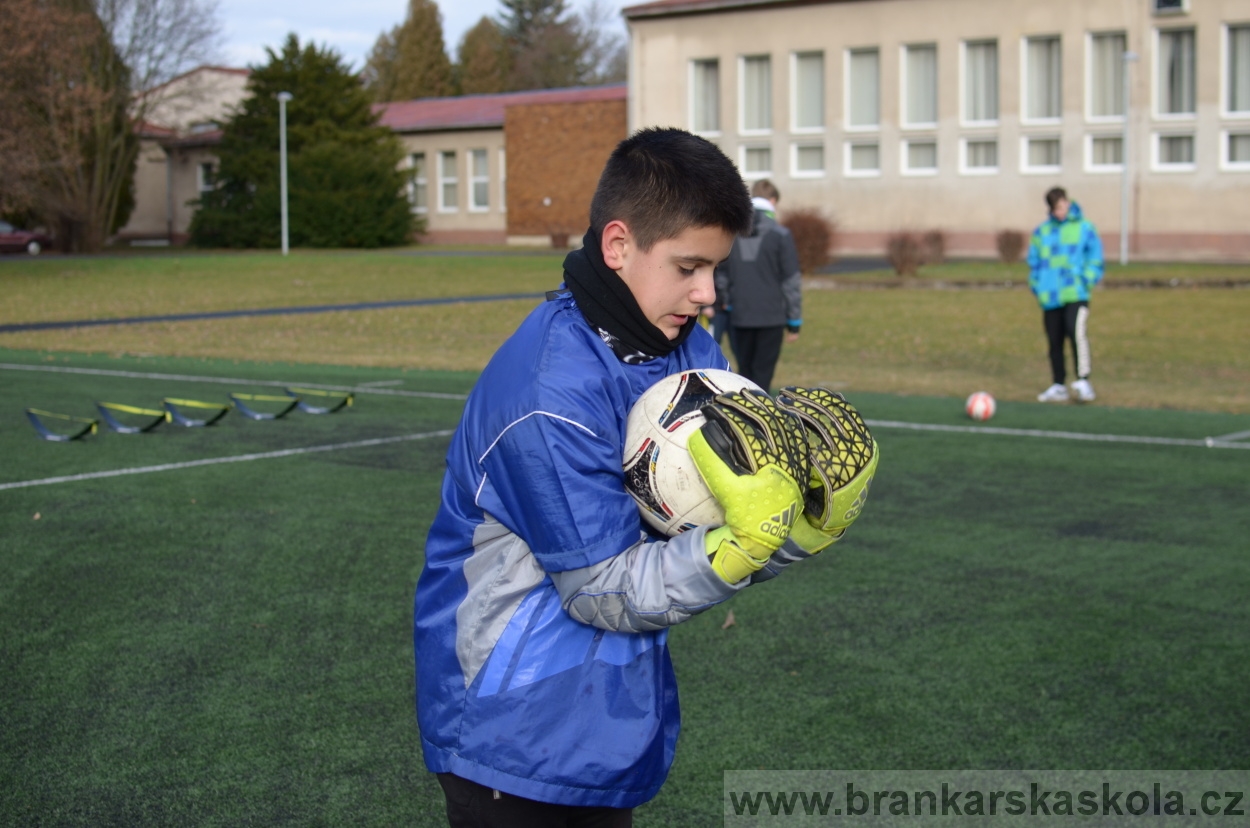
[0,0,220,251]
[575,0,627,85]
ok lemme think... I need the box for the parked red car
[0,221,54,255]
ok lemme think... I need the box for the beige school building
[623,0,1250,259]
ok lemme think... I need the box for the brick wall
[504,99,627,240]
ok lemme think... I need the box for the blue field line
[0,363,469,400]
[865,419,1250,450]
[0,430,455,491]
[0,292,547,333]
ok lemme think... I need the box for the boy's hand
[687,390,808,582]
[775,386,878,554]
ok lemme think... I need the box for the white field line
[0,363,468,400]
[1210,428,1250,442]
[866,419,1250,450]
[0,430,454,491]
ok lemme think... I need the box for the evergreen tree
[496,0,586,90]
[190,34,414,249]
[363,0,453,102]
[455,16,510,95]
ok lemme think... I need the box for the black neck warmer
[561,228,697,361]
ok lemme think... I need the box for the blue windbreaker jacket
[414,291,736,808]
[1026,201,1104,310]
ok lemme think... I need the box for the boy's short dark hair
[589,127,752,251]
[1045,187,1068,211]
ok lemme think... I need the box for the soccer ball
[965,391,996,421]
[622,369,763,536]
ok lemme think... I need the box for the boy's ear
[601,220,630,271]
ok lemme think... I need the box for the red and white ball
[965,391,996,421]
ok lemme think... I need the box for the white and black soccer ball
[622,369,763,537]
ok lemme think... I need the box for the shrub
[781,207,837,275]
[885,232,925,277]
[996,230,1027,262]
[921,229,946,265]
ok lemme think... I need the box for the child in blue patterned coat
[1027,187,1104,403]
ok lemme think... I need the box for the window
[409,153,427,212]
[847,48,880,129]
[1225,131,1250,168]
[1022,137,1061,172]
[1086,135,1124,171]
[1229,25,1250,115]
[741,145,772,178]
[961,138,998,173]
[1025,36,1062,121]
[692,59,720,133]
[845,141,880,176]
[1157,29,1196,116]
[792,143,825,176]
[439,150,458,211]
[1154,133,1195,168]
[498,148,507,211]
[793,51,825,131]
[469,149,489,211]
[741,55,772,133]
[903,44,938,127]
[1089,32,1128,119]
[902,140,938,174]
[963,40,999,123]
[197,162,215,193]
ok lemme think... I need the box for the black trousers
[437,774,633,828]
[1042,301,1091,385]
[731,326,785,392]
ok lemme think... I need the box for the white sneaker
[1071,379,1096,402]
[1037,383,1070,402]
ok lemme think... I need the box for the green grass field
[2,251,1248,825]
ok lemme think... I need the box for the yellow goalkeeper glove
[687,389,808,583]
[775,386,879,554]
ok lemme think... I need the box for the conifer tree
[455,16,510,95]
[363,0,453,102]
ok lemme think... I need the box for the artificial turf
[2,350,1247,826]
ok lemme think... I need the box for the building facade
[623,0,1250,259]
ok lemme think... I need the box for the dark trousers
[1042,301,1091,385]
[732,326,785,392]
[437,773,633,828]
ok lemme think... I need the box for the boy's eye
[677,264,697,276]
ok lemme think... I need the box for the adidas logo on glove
[760,503,798,538]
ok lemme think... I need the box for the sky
[216,0,634,73]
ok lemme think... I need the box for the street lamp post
[277,91,293,256]
[1119,52,1138,266]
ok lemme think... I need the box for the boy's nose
[690,270,716,306]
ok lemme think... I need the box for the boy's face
[602,221,733,340]
[1051,197,1070,221]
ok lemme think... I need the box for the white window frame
[438,150,458,212]
[1086,31,1129,124]
[498,148,507,212]
[1221,129,1250,170]
[845,47,881,133]
[196,161,215,193]
[959,137,1000,175]
[790,51,826,134]
[739,144,773,179]
[409,152,428,213]
[1151,132,1196,171]
[1084,133,1125,173]
[843,140,881,177]
[1154,27,1197,121]
[739,54,773,136]
[961,39,1000,127]
[1021,35,1063,125]
[900,138,939,176]
[1224,23,1250,119]
[468,149,490,212]
[1020,135,1062,174]
[901,43,938,130]
[690,58,722,135]
[790,141,826,178]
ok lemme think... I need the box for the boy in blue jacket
[414,128,877,827]
[1027,186,1104,402]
